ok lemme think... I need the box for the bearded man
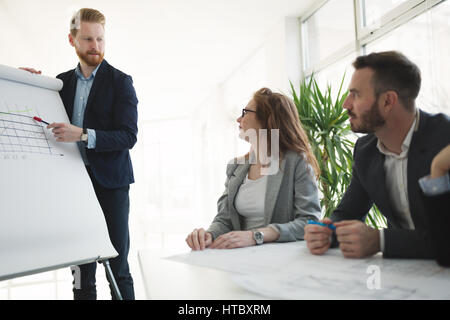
[23,8,138,299]
[304,51,450,260]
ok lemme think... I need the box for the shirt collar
[75,63,101,80]
[377,110,419,159]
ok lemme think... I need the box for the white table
[138,242,450,300]
[138,250,265,299]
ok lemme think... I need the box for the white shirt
[376,112,419,251]
[234,173,268,230]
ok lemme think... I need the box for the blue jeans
[72,167,135,300]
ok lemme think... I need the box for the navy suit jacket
[421,189,450,266]
[331,110,450,259]
[57,60,138,189]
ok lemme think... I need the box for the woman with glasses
[186,88,321,250]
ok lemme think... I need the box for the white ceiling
[1,0,316,120]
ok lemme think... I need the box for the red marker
[33,116,49,125]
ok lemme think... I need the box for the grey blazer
[207,150,321,242]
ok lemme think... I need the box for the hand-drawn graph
[0,104,63,157]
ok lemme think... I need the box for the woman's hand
[185,228,212,251]
[209,231,255,249]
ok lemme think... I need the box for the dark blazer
[331,110,450,259]
[421,189,450,266]
[57,60,138,189]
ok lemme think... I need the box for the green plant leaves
[290,75,386,229]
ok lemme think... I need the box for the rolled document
[0,64,63,91]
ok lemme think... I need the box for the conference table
[138,242,450,300]
[138,250,262,299]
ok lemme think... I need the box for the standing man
[24,8,138,299]
[304,51,450,259]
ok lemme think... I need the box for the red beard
[76,49,105,67]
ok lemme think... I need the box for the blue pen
[307,220,336,230]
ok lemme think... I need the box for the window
[365,0,450,114]
[362,0,410,26]
[302,0,355,72]
[314,53,356,98]
[301,0,450,116]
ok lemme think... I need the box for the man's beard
[348,99,386,134]
[76,49,104,67]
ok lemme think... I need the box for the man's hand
[209,231,255,249]
[19,67,42,74]
[186,228,212,251]
[431,144,450,179]
[334,220,380,258]
[47,123,83,143]
[304,218,334,255]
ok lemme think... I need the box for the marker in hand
[33,116,50,125]
[307,220,336,230]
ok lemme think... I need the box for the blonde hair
[70,8,106,37]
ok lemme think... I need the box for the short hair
[70,8,106,38]
[353,51,421,112]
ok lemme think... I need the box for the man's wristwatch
[80,128,88,143]
[253,230,264,245]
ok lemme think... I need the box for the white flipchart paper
[0,64,117,280]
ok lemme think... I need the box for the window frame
[300,0,446,78]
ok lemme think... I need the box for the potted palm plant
[290,75,386,228]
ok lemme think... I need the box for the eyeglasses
[241,108,256,118]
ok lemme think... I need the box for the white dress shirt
[376,112,419,251]
[234,173,268,230]
[73,64,100,165]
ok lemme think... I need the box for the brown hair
[352,51,421,112]
[70,8,106,37]
[252,88,320,178]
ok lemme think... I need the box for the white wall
[133,16,304,251]
[0,0,313,299]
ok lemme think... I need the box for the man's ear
[68,33,75,47]
[381,90,398,114]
